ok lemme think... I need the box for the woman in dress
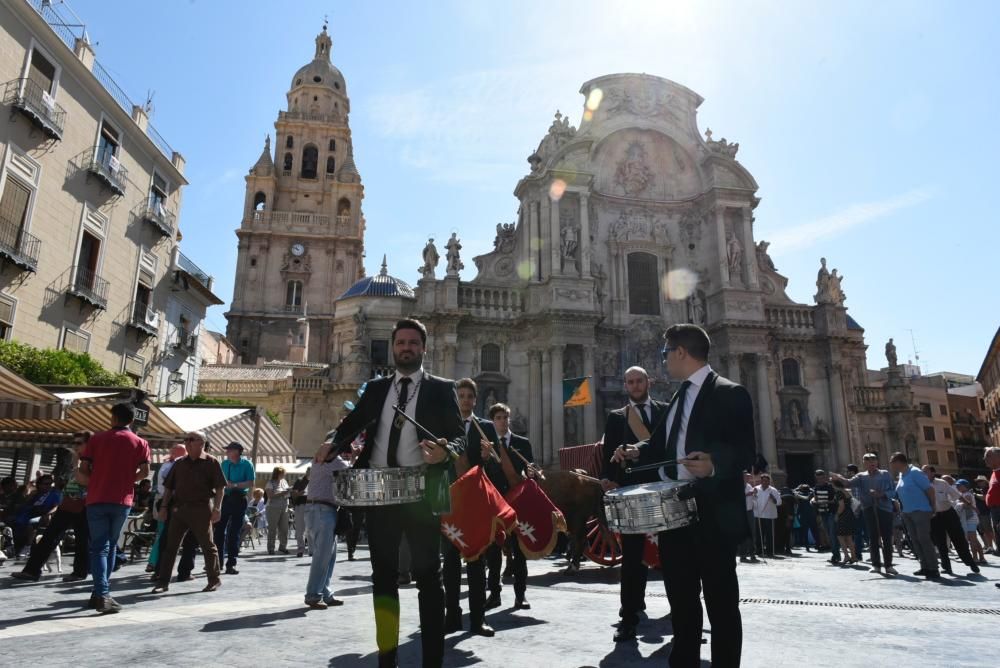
[832,480,859,564]
[264,467,290,555]
[956,479,986,565]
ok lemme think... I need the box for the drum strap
[627,406,651,442]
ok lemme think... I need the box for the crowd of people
[2,318,1000,668]
[740,450,1000,584]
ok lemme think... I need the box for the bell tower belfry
[226,24,367,364]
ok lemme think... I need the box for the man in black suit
[483,402,534,611]
[441,377,498,637]
[332,318,465,668]
[600,365,668,642]
[615,324,755,668]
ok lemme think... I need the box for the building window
[337,198,351,216]
[481,344,500,373]
[27,46,58,95]
[253,192,266,211]
[283,153,293,171]
[0,175,33,242]
[286,135,294,149]
[123,352,144,385]
[149,172,168,213]
[61,326,90,353]
[326,156,336,174]
[249,257,257,267]
[943,427,951,440]
[285,280,303,307]
[0,294,15,340]
[923,426,935,442]
[370,339,389,366]
[97,120,120,166]
[627,252,660,315]
[947,450,955,463]
[919,402,932,418]
[926,450,939,465]
[781,358,801,386]
[301,145,318,179]
[328,139,336,151]
[939,404,947,416]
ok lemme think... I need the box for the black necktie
[664,381,691,480]
[387,377,411,467]
[636,403,652,430]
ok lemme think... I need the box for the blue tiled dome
[338,256,414,300]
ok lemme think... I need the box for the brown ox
[539,469,610,571]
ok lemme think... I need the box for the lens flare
[517,260,534,280]
[549,179,567,201]
[662,268,698,300]
[585,87,603,111]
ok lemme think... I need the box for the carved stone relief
[613,141,654,196]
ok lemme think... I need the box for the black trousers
[930,507,976,571]
[862,507,894,567]
[659,524,741,668]
[487,535,526,598]
[23,507,89,577]
[367,501,444,668]
[441,537,487,626]
[619,533,649,626]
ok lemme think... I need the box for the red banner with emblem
[440,466,517,562]
[504,478,568,559]
[642,532,660,569]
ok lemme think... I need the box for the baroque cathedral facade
[224,30,917,481]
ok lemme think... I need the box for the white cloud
[769,187,935,253]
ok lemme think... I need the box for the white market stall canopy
[158,405,297,464]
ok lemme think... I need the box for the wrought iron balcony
[173,328,198,354]
[0,214,41,272]
[283,304,304,314]
[136,199,176,238]
[84,146,128,196]
[127,301,159,337]
[67,266,110,309]
[176,251,212,290]
[4,78,66,139]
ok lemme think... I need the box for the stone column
[442,344,457,380]
[540,349,552,465]
[715,207,730,286]
[550,196,561,277]
[550,344,565,466]
[827,363,851,469]
[583,345,597,443]
[528,350,542,450]
[579,193,591,276]
[608,246,619,327]
[741,208,758,289]
[754,354,778,468]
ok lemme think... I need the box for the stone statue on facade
[419,238,439,278]
[756,240,776,271]
[814,257,846,305]
[560,226,578,260]
[445,232,463,276]
[789,400,802,437]
[726,232,743,281]
[494,222,516,254]
[885,338,898,368]
[704,128,740,158]
[687,290,706,325]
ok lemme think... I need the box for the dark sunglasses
[660,346,677,360]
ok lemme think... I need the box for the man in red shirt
[985,447,1000,566]
[78,403,151,613]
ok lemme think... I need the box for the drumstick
[467,418,502,463]
[623,458,687,474]
[502,436,546,481]
[391,405,460,461]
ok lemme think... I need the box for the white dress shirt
[745,482,755,512]
[628,399,652,426]
[753,485,781,519]
[660,364,713,482]
[370,369,425,468]
[931,478,959,513]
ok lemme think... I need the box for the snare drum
[603,480,698,534]
[333,466,426,506]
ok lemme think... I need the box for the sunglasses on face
[661,346,677,360]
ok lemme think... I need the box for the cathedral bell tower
[225,24,367,364]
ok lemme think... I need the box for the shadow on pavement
[200,606,308,632]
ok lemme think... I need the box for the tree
[0,340,132,387]
[175,394,281,427]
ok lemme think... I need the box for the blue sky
[66,0,998,376]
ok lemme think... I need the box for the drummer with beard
[332,318,465,668]
[600,366,668,642]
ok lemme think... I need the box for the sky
[59,0,999,376]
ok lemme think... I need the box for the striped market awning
[0,364,66,421]
[158,405,297,464]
